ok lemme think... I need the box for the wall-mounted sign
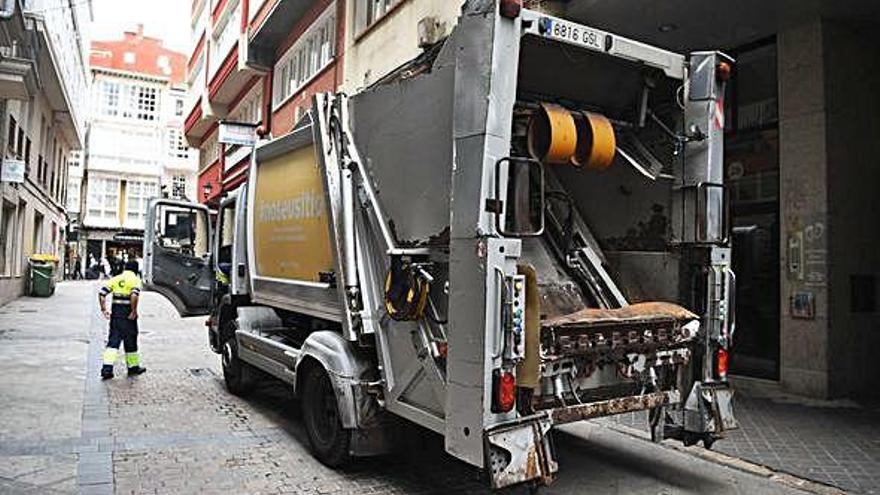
[1,159,25,183]
[218,121,259,147]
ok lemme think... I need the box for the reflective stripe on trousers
[102,349,139,368]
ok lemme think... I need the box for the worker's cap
[124,261,140,273]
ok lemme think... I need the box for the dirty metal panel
[550,390,679,424]
[713,387,738,431]
[543,301,697,328]
[486,415,557,489]
[605,251,681,303]
[540,303,699,362]
[349,55,455,244]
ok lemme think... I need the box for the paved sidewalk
[609,387,880,494]
[0,281,829,494]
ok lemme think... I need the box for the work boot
[101,370,114,380]
[127,366,147,377]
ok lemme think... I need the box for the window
[175,98,184,116]
[272,4,336,107]
[32,211,43,255]
[154,204,209,257]
[356,0,402,34]
[135,86,158,121]
[87,177,120,222]
[171,174,187,199]
[125,180,159,224]
[99,80,121,117]
[7,116,15,155]
[199,133,219,171]
[0,201,16,276]
[167,128,190,159]
[124,52,136,64]
[98,81,158,121]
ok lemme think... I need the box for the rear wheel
[648,406,665,443]
[221,325,255,396]
[301,364,351,467]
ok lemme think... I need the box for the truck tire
[301,364,351,467]
[221,335,254,396]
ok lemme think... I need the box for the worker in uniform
[98,260,146,379]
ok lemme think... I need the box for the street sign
[1,159,25,183]
[218,121,259,147]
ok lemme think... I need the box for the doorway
[725,39,781,380]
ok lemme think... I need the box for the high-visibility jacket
[99,270,142,317]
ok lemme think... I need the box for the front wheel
[222,334,254,396]
[301,364,351,467]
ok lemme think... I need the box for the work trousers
[101,316,140,373]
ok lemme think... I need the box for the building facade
[0,0,91,302]
[80,26,197,271]
[185,0,350,207]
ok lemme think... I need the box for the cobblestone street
[0,282,847,494]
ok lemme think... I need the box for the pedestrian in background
[100,257,110,278]
[97,260,146,379]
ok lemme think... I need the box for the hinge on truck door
[485,198,504,214]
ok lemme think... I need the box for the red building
[185,0,345,207]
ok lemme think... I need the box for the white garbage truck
[144,2,738,489]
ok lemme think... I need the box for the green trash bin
[28,257,56,297]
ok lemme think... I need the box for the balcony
[248,0,315,69]
[0,47,37,101]
[207,0,266,109]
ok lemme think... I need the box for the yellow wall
[341,0,462,92]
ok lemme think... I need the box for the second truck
[143,2,738,489]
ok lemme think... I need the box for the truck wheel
[648,406,665,443]
[301,364,351,467]
[222,337,254,396]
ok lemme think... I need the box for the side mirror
[492,157,545,237]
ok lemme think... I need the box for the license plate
[544,18,605,52]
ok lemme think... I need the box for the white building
[80,26,196,268]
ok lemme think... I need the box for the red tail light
[500,0,522,19]
[716,347,729,379]
[716,61,732,82]
[492,370,516,413]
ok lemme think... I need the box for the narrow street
[0,282,822,495]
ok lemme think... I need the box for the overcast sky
[91,0,190,53]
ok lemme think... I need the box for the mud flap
[684,381,738,435]
[485,415,558,490]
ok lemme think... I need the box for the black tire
[221,331,254,396]
[648,406,665,443]
[301,364,351,467]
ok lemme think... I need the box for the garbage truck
[144,2,737,489]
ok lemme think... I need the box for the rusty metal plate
[550,390,680,425]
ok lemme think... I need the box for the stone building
[0,0,91,302]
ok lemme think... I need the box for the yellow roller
[527,103,578,165]
[572,111,616,170]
